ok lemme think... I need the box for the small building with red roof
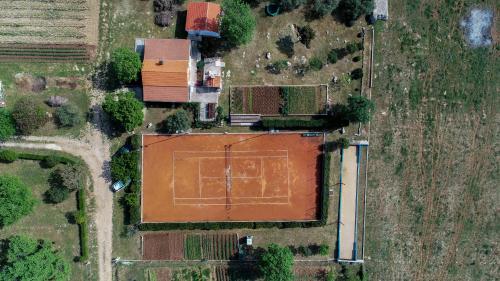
[185,2,221,38]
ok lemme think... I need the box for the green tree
[279,0,306,11]
[55,103,82,127]
[328,49,338,63]
[46,186,69,204]
[110,48,142,84]
[339,0,374,22]
[0,235,70,281]
[51,164,84,191]
[309,57,324,71]
[111,151,139,182]
[163,109,191,134]
[221,0,256,46]
[346,95,374,123]
[12,97,48,135]
[0,109,15,141]
[350,68,363,80]
[102,91,144,132]
[0,175,36,227]
[337,137,350,149]
[298,25,316,48]
[312,0,340,17]
[258,244,294,281]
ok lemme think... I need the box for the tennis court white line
[174,202,291,206]
[174,196,289,200]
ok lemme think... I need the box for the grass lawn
[0,159,91,281]
[365,0,498,279]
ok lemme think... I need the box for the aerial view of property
[0,0,497,280]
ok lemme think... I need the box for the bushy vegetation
[288,243,330,256]
[338,0,374,24]
[350,68,363,80]
[277,35,295,58]
[0,175,36,228]
[0,235,71,281]
[46,164,84,203]
[278,0,306,11]
[221,0,256,46]
[0,109,15,141]
[0,149,18,163]
[258,244,294,281]
[346,95,374,123]
[337,137,350,149]
[298,25,315,48]
[312,0,339,17]
[162,109,191,134]
[103,91,144,132]
[328,50,339,63]
[266,60,289,74]
[309,57,324,71]
[76,189,89,261]
[12,97,48,135]
[55,103,82,127]
[110,47,142,84]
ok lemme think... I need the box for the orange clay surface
[141,133,323,222]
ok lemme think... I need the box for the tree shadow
[175,10,188,39]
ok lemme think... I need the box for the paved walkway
[339,146,359,260]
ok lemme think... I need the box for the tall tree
[0,175,36,227]
[346,95,375,123]
[221,0,256,46]
[162,109,191,134]
[110,48,142,84]
[339,0,374,23]
[102,91,144,132]
[258,244,294,281]
[0,109,15,141]
[0,235,70,281]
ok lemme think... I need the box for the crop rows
[184,234,202,260]
[200,233,239,260]
[142,233,184,260]
[0,45,90,61]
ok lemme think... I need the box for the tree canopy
[0,235,70,281]
[0,175,36,227]
[0,109,15,141]
[55,104,82,128]
[312,0,340,17]
[346,95,375,123]
[102,91,144,132]
[163,109,191,134]
[110,47,142,84]
[279,0,306,11]
[11,97,48,135]
[221,0,256,46]
[339,0,374,23]
[258,244,294,281]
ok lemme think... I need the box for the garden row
[142,233,239,260]
[230,85,327,115]
[0,44,91,61]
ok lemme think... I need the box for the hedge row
[139,152,331,231]
[261,119,328,129]
[0,149,77,165]
[77,189,89,262]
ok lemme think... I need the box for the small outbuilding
[185,2,221,38]
[373,0,388,21]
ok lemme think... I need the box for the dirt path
[0,91,113,281]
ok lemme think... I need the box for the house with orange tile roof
[138,38,224,119]
[185,2,221,38]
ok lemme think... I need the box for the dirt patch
[48,77,81,90]
[142,233,184,260]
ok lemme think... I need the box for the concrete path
[339,146,358,260]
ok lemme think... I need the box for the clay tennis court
[141,133,324,222]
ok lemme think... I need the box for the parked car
[112,178,131,192]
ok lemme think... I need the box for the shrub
[338,0,374,22]
[111,151,139,183]
[337,137,350,149]
[346,42,360,53]
[258,244,294,281]
[46,185,70,204]
[55,103,82,127]
[0,175,36,227]
[280,87,290,116]
[110,48,142,84]
[0,109,15,141]
[51,164,84,191]
[327,270,337,281]
[277,35,295,58]
[327,50,338,64]
[346,95,375,123]
[77,189,89,261]
[221,0,256,46]
[41,155,59,168]
[353,55,361,62]
[162,109,191,133]
[350,68,363,80]
[12,97,48,135]
[312,0,340,17]
[103,91,144,132]
[267,60,289,74]
[298,25,316,48]
[129,134,141,150]
[0,150,18,163]
[319,244,330,255]
[309,57,324,71]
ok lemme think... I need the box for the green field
[366,1,498,280]
[0,156,94,281]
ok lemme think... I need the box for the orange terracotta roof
[186,2,221,33]
[143,39,190,61]
[143,86,189,103]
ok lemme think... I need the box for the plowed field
[142,233,184,260]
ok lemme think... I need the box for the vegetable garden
[230,85,328,116]
[0,0,99,61]
[143,233,239,261]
